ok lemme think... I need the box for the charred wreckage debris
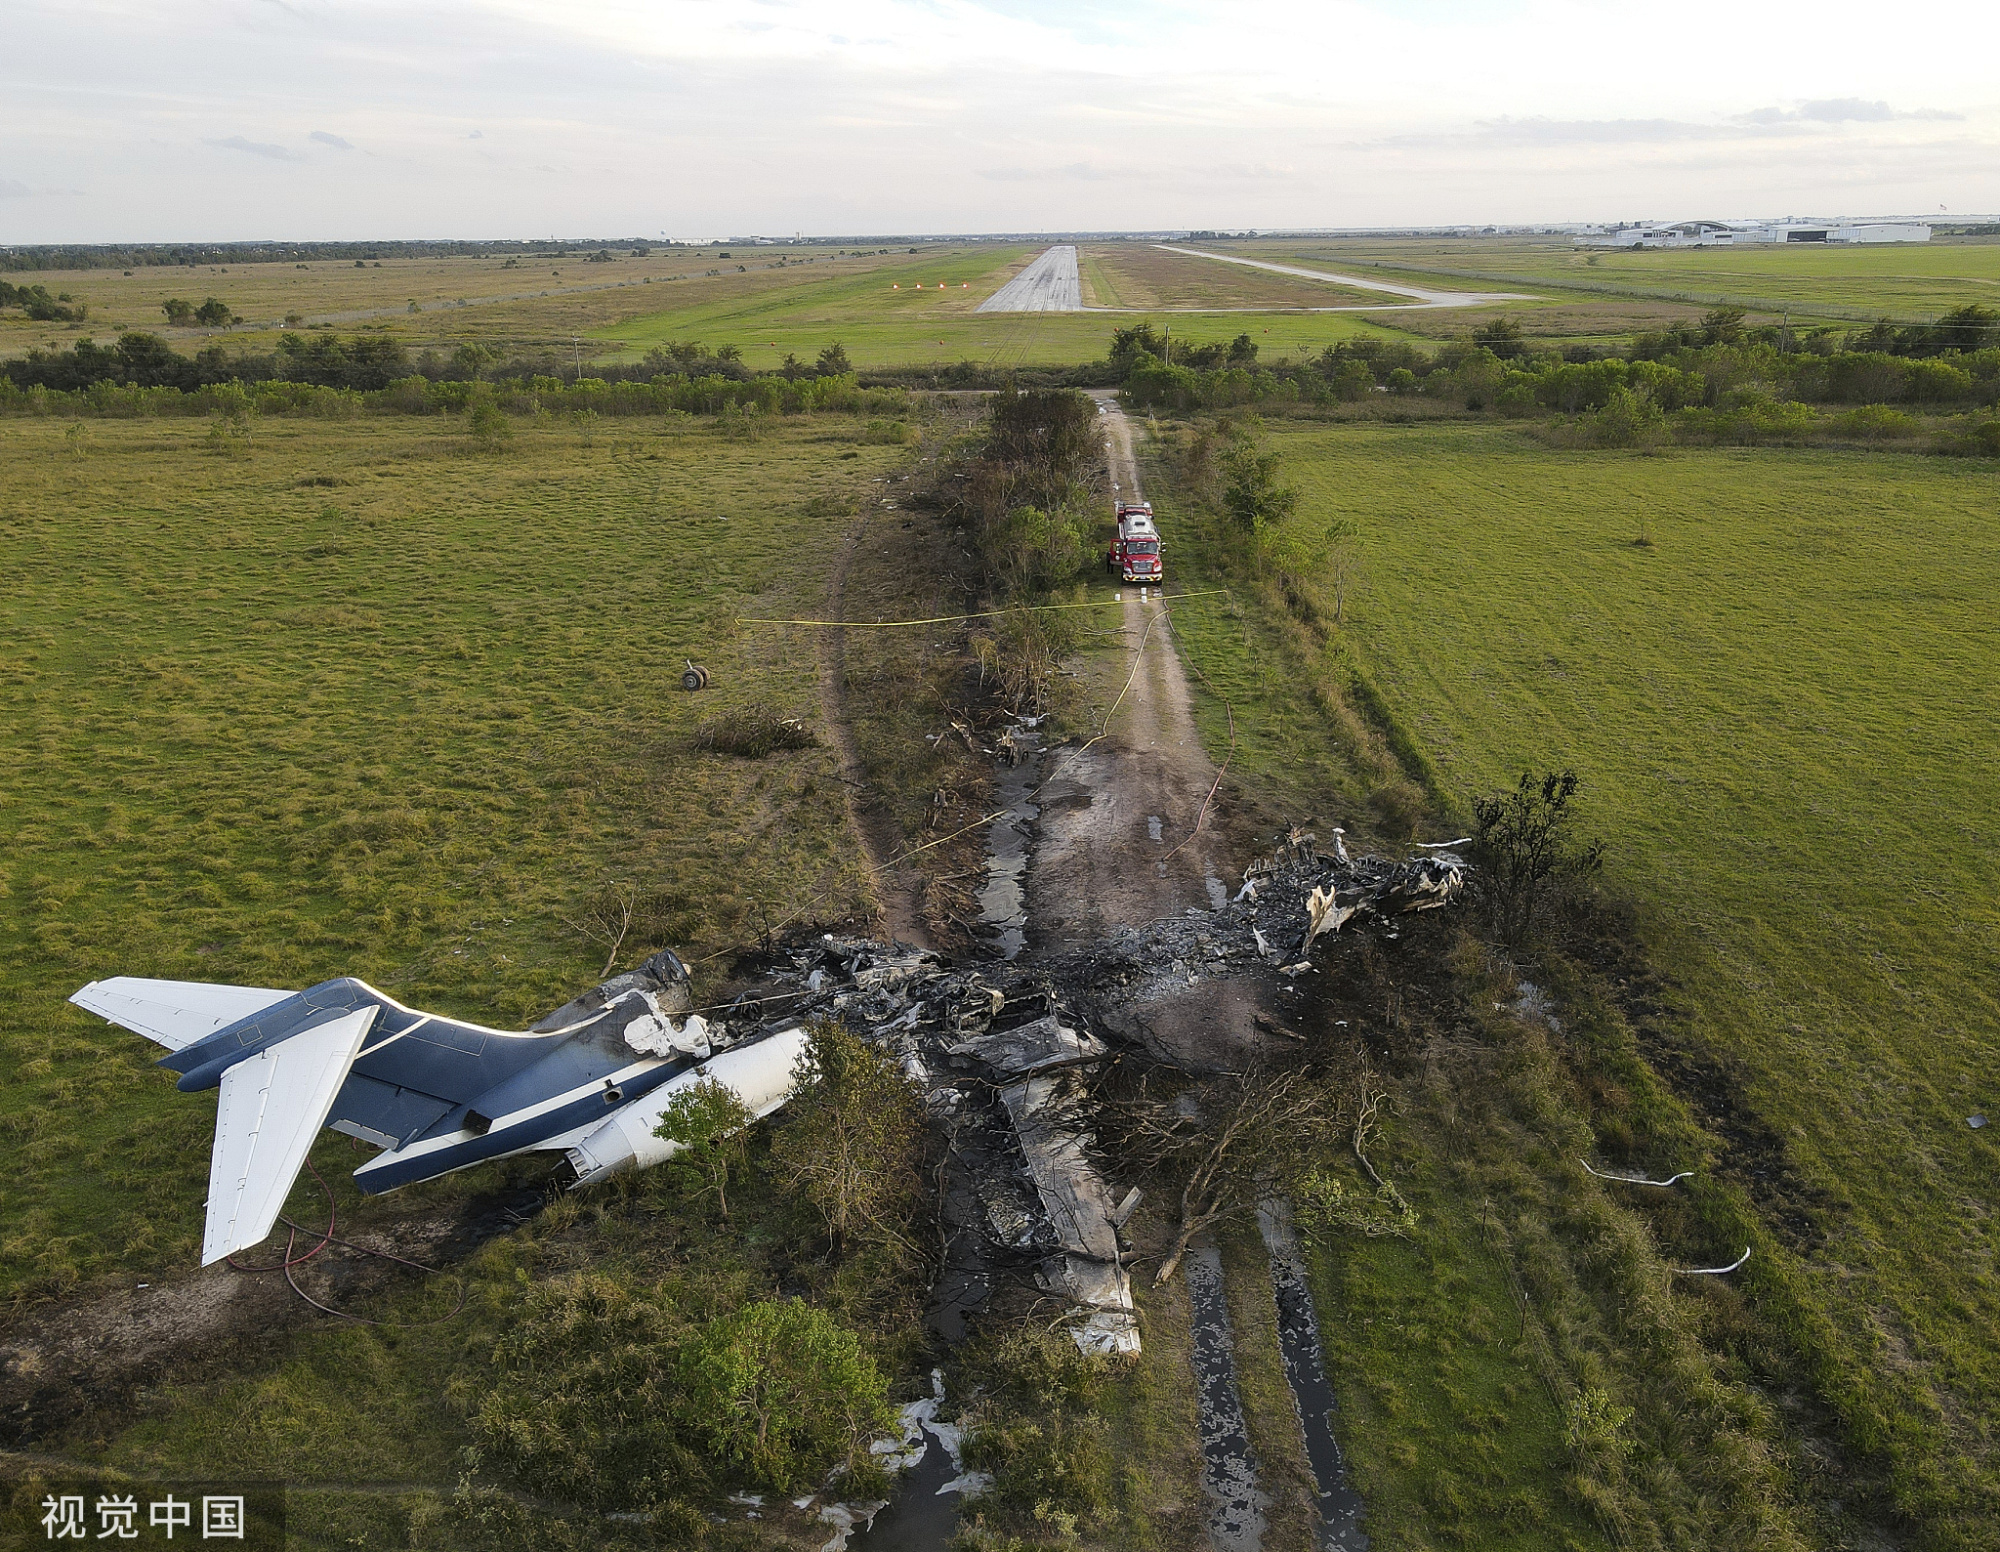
[719,830,1469,1357]
[67,829,1465,1360]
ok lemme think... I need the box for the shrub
[672,1299,893,1492]
[1904,358,1975,403]
[1471,769,1606,948]
[768,1019,928,1263]
[694,707,817,758]
[474,1275,892,1506]
[473,1274,703,1511]
[959,1328,1114,1523]
[1937,417,2000,458]
[466,400,512,448]
[1576,387,1671,450]
[1829,405,1920,441]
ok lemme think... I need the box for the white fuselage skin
[564,1025,811,1184]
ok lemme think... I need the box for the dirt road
[1025,394,1238,955]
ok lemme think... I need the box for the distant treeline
[0,279,87,321]
[858,360,1120,392]
[0,238,698,273]
[0,330,904,419]
[1113,309,2000,433]
[0,332,846,396]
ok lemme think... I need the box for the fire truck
[1106,502,1163,584]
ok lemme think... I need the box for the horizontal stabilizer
[71,977,295,1054]
[204,1007,375,1266]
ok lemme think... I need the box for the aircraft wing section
[71,977,296,1054]
[203,1007,375,1266]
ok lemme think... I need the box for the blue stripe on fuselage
[351,1049,699,1193]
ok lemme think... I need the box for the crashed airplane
[71,831,1466,1357]
[69,950,803,1266]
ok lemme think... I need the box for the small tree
[1472,316,1526,360]
[1699,306,1747,347]
[1221,428,1298,536]
[769,1020,926,1262]
[451,342,499,380]
[672,1299,893,1492]
[814,341,852,376]
[652,1078,753,1220]
[162,298,195,325]
[193,297,235,327]
[1471,769,1605,947]
[1581,386,1671,451]
[1323,516,1360,627]
[467,400,512,449]
[1108,321,1167,374]
[1111,1066,1329,1284]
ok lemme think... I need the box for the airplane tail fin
[203,1008,375,1265]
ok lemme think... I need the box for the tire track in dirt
[1026,393,1236,955]
[819,506,933,949]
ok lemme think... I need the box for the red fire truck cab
[1107,502,1163,584]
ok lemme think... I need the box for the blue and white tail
[72,978,370,1264]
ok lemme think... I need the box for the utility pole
[572,336,582,379]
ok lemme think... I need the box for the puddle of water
[847,1424,962,1551]
[1147,814,1164,842]
[1257,1202,1367,1550]
[849,1374,991,1552]
[976,729,1042,960]
[1187,1242,1270,1552]
[1204,871,1229,909]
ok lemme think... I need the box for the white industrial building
[1575,219,1930,248]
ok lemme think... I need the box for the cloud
[206,135,302,160]
[1367,117,1730,152]
[1742,98,1961,125]
[977,162,1139,183]
[468,129,483,139]
[0,177,83,198]
[1365,103,1975,156]
[309,130,353,150]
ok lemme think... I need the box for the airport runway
[976,244,1082,312]
[1151,244,1534,309]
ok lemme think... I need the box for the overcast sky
[3,0,1996,241]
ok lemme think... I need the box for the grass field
[1236,236,2000,325]
[594,245,1430,373]
[0,244,970,362]
[0,241,1437,374]
[1078,244,1405,311]
[1240,423,2000,1542]
[0,402,1238,1552]
[0,411,913,1295]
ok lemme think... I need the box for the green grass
[590,244,1429,372]
[1260,422,2000,1543]
[1238,236,2000,324]
[1309,1166,1602,1552]
[0,412,913,1296]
